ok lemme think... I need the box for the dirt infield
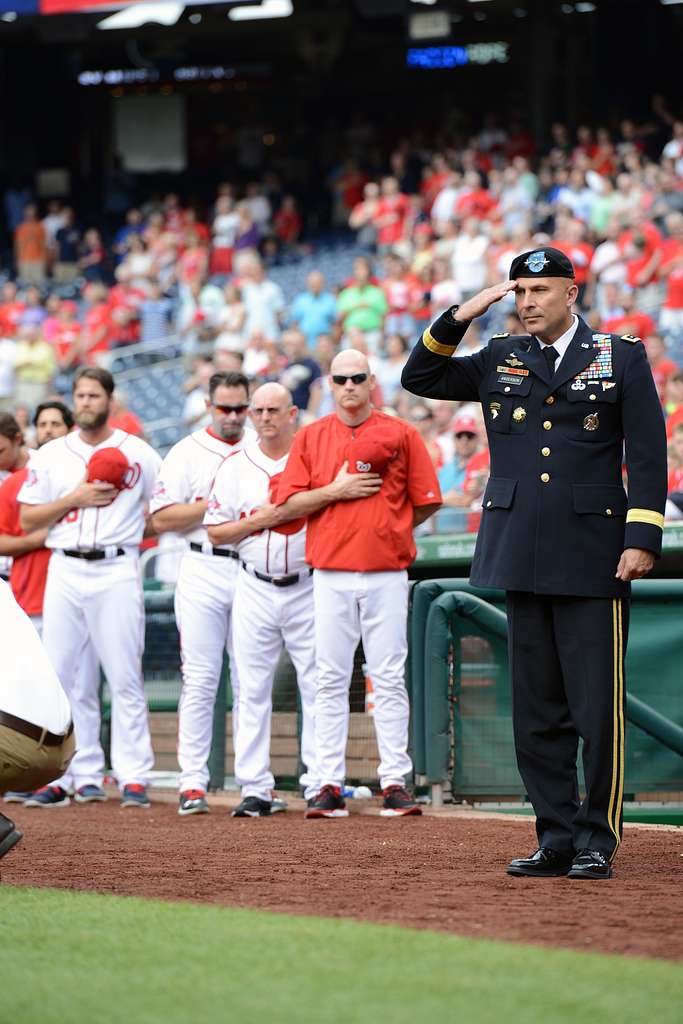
[3,798,682,961]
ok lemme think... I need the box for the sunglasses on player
[331,373,369,386]
[213,403,249,414]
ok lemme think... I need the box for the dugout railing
[410,579,683,808]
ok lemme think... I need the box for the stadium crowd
[3,108,683,531]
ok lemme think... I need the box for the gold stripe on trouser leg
[606,599,621,855]
[607,599,625,861]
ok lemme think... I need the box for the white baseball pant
[232,567,319,801]
[42,553,154,789]
[313,569,412,790]
[31,615,103,791]
[174,550,240,793]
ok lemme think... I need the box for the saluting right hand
[70,481,120,508]
[456,280,517,322]
[331,461,382,501]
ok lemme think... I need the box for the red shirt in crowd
[552,240,594,286]
[0,300,25,338]
[373,194,411,248]
[455,189,498,221]
[668,465,683,494]
[276,409,441,572]
[666,406,683,439]
[382,275,422,313]
[603,311,657,341]
[648,357,679,402]
[0,467,50,616]
[109,410,144,436]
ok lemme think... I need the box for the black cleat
[304,785,349,819]
[232,796,272,818]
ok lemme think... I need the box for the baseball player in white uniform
[204,382,320,816]
[0,401,101,807]
[0,577,74,863]
[18,366,161,809]
[151,371,255,816]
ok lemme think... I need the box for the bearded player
[151,371,255,816]
[18,367,161,808]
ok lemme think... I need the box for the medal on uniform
[505,356,525,367]
[583,413,599,431]
[489,402,501,420]
[602,381,616,391]
[512,407,526,423]
[571,379,586,391]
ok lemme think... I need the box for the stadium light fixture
[96,3,183,30]
[228,0,293,20]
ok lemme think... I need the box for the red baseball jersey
[0,466,51,616]
[276,409,441,571]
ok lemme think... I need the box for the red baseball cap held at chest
[86,447,131,490]
[346,426,399,475]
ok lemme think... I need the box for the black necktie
[542,345,558,376]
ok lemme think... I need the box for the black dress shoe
[0,813,23,860]
[507,847,574,877]
[567,849,612,880]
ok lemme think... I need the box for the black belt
[0,711,73,747]
[61,548,125,561]
[190,542,239,560]
[242,562,313,588]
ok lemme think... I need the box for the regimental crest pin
[525,251,549,273]
[489,401,501,420]
[512,407,526,423]
[583,413,599,431]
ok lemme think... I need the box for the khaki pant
[0,723,75,793]
[17,261,46,286]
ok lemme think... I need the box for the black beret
[509,247,575,280]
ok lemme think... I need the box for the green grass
[1,887,681,1024]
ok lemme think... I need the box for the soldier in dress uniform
[401,247,667,880]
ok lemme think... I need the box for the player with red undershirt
[151,371,256,817]
[276,349,442,818]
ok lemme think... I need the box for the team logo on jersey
[525,251,549,273]
[121,462,142,490]
[356,460,371,472]
[152,480,166,498]
[207,494,220,512]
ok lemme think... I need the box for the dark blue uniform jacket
[401,311,667,598]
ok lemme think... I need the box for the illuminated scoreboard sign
[0,0,259,13]
[407,42,511,69]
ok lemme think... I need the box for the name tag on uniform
[496,365,529,377]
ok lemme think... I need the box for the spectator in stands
[589,218,627,312]
[274,195,302,249]
[290,271,337,349]
[432,400,456,465]
[645,333,678,402]
[210,195,239,275]
[244,181,272,233]
[374,333,409,406]
[13,324,55,410]
[214,283,246,354]
[121,234,154,289]
[53,207,81,284]
[139,282,174,347]
[0,331,16,412]
[182,356,214,429]
[14,204,47,286]
[435,414,483,533]
[50,300,82,378]
[452,218,489,302]
[42,200,67,274]
[373,176,410,254]
[659,212,683,342]
[78,228,108,284]
[279,328,321,409]
[237,253,286,341]
[109,389,145,437]
[0,283,24,339]
[382,254,420,338]
[664,371,683,438]
[407,402,442,469]
[177,231,209,289]
[349,181,380,250]
[113,208,144,263]
[336,256,387,352]
[603,287,657,340]
[233,202,262,255]
[20,286,46,330]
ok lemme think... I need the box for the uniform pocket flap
[489,374,533,397]
[482,477,517,510]
[572,484,628,516]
